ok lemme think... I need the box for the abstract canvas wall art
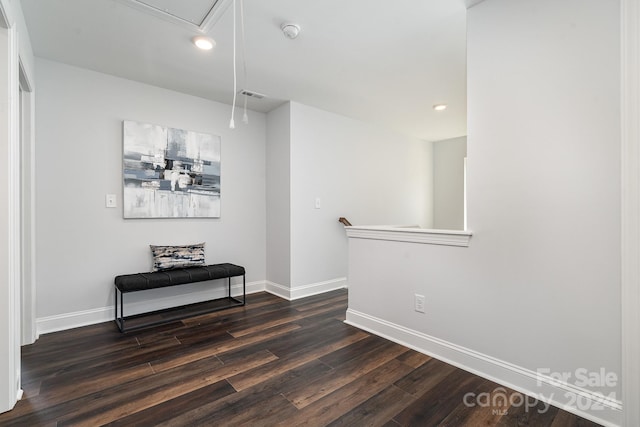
[123,121,221,218]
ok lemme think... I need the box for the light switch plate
[106,194,117,208]
[415,294,426,313]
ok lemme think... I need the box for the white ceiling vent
[239,90,266,100]
[118,0,232,32]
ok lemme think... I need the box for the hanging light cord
[229,0,237,129]
[240,0,248,124]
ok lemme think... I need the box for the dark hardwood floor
[0,290,601,426]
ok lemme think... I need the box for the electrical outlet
[315,197,321,209]
[414,294,426,313]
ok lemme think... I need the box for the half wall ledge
[345,225,472,247]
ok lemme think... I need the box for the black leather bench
[114,263,245,332]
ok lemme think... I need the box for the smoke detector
[281,23,301,39]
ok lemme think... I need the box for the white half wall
[433,136,466,230]
[34,58,266,330]
[347,0,621,425]
[289,101,433,290]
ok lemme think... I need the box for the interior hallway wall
[289,102,433,293]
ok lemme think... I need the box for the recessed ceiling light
[433,104,447,111]
[192,36,215,50]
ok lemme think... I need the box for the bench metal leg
[114,286,125,332]
[120,289,124,331]
[227,274,247,305]
[228,275,246,306]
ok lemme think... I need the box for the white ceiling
[20,0,467,141]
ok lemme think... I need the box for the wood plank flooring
[0,290,602,426]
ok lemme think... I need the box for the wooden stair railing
[338,217,352,227]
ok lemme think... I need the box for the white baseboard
[36,280,266,335]
[37,306,114,335]
[264,281,291,300]
[265,277,347,301]
[35,277,348,336]
[291,277,347,300]
[345,309,622,427]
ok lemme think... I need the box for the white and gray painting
[123,121,221,218]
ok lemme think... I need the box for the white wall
[35,58,266,330]
[33,59,434,323]
[289,102,433,292]
[266,103,291,288]
[347,0,621,424]
[433,136,466,230]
